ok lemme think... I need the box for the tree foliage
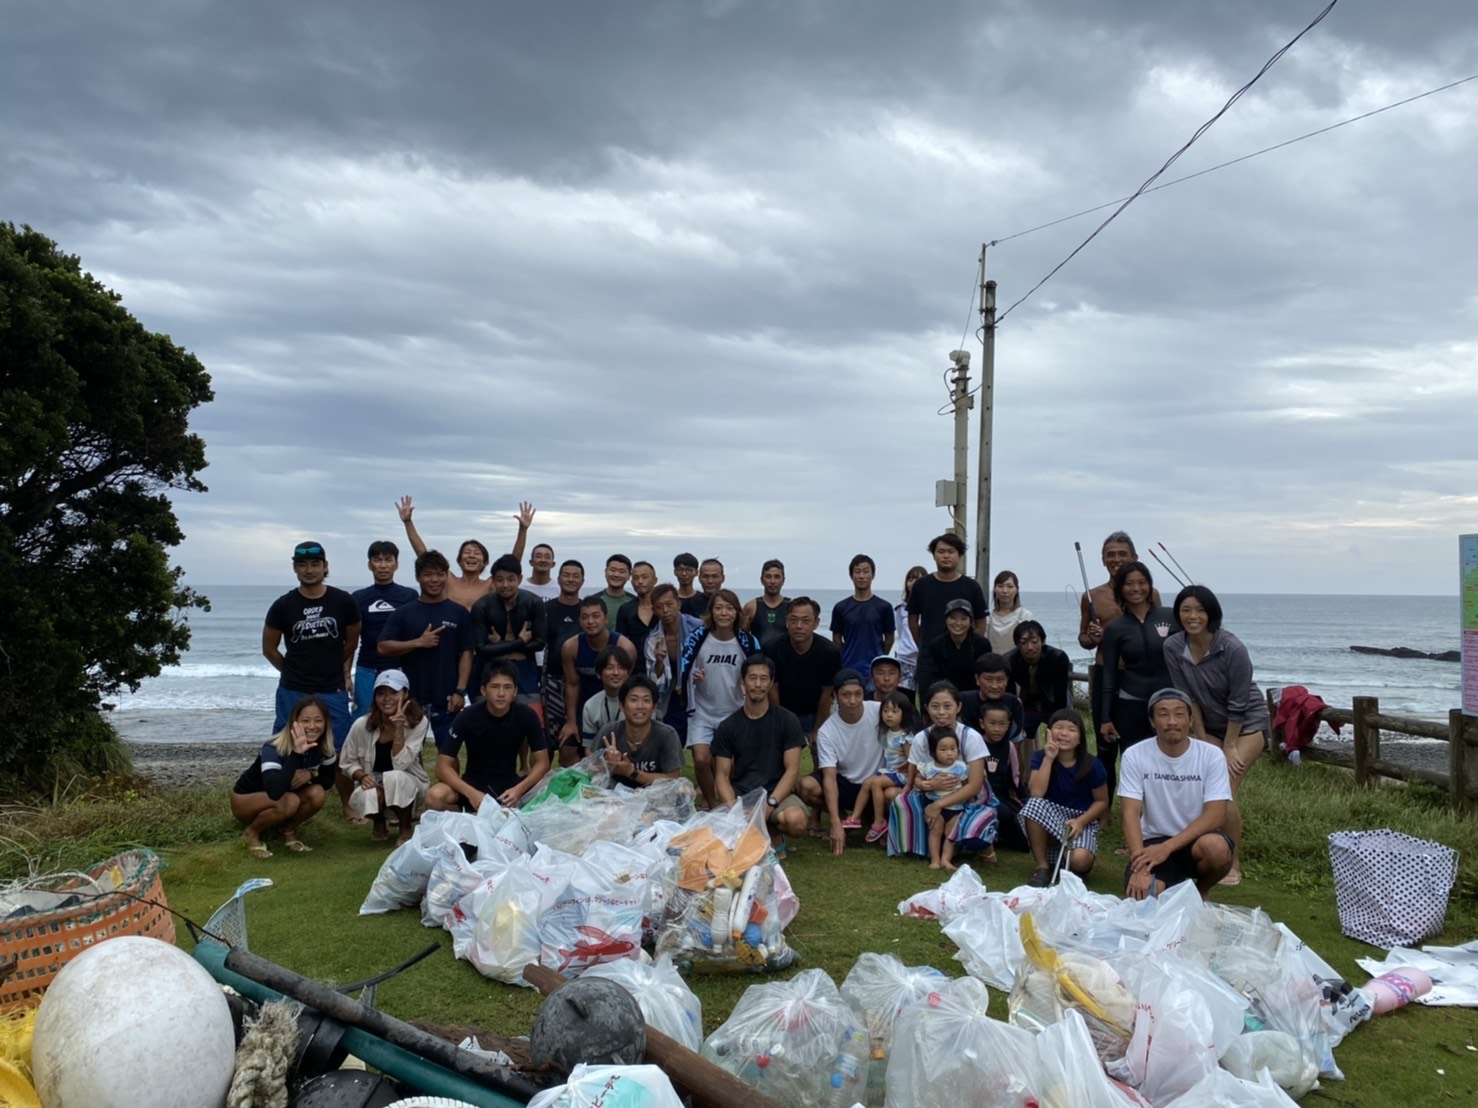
[0,223,213,788]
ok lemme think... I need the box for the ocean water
[111,586,1464,743]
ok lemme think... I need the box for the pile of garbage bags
[360,763,800,992]
[884,868,1378,1104]
[696,952,1308,1108]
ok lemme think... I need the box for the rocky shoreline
[126,741,255,791]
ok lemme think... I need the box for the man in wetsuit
[542,559,585,744]
[426,660,549,812]
[742,558,791,649]
[470,553,547,703]
[1005,620,1073,741]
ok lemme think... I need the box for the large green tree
[0,223,213,788]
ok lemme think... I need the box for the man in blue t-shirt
[830,553,895,686]
[350,540,418,722]
[378,550,476,754]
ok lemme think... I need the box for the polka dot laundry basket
[1328,828,1459,948]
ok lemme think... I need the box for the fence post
[1452,710,1475,813]
[1266,689,1283,761]
[1352,696,1378,786]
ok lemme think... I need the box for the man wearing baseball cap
[1119,687,1234,900]
[262,541,362,792]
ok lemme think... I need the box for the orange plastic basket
[0,847,175,1010]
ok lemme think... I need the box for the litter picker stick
[1074,542,1094,606]
[1158,542,1194,585]
[1148,547,1187,588]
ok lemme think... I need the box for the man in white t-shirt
[1119,687,1234,900]
[797,670,883,856]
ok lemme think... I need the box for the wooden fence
[1066,670,1478,813]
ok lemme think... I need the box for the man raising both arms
[831,554,895,684]
[712,655,809,852]
[396,495,534,609]
[742,559,791,649]
[426,661,549,812]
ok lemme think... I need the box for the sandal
[246,841,272,860]
[840,817,863,831]
[772,836,789,861]
[864,822,889,844]
[282,837,313,853]
[1219,867,1243,886]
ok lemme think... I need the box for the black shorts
[809,769,864,814]
[1125,833,1236,890]
[457,775,518,812]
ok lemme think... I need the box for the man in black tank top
[742,558,791,650]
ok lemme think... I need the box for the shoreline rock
[1349,645,1460,662]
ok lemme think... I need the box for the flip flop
[864,822,889,844]
[370,827,390,842]
[246,842,272,859]
[1219,867,1243,886]
[342,811,368,825]
[840,817,863,831]
[282,838,313,853]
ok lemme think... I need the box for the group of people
[233,508,1268,902]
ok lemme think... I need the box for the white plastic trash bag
[540,853,646,977]
[1221,1030,1320,1098]
[885,976,1042,1108]
[1036,1010,1152,1108]
[840,953,947,1065]
[583,955,704,1052]
[701,968,870,1108]
[462,863,542,986]
[527,1063,685,1108]
[1329,828,1458,948]
[1110,958,1217,1105]
[1159,1065,1300,1108]
[896,864,989,922]
[944,899,1025,991]
[360,810,473,914]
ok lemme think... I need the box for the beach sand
[112,708,272,790]
[125,740,254,790]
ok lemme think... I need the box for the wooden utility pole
[974,246,997,588]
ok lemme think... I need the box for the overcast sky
[5,0,1476,597]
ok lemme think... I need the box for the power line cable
[989,71,1478,248]
[997,0,1339,323]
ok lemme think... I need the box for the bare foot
[929,860,943,869]
[942,860,957,871]
[342,806,368,825]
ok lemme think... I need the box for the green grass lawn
[7,758,1478,1105]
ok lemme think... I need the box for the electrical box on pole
[940,352,972,540]
[974,261,997,588]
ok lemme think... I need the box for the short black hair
[415,550,450,575]
[560,559,585,574]
[761,558,785,575]
[606,553,633,571]
[1172,584,1223,632]
[922,679,961,705]
[974,652,1009,676]
[673,552,699,569]
[848,553,876,574]
[788,595,821,620]
[579,595,606,613]
[700,557,724,571]
[740,654,775,678]
[532,542,554,555]
[367,540,400,559]
[1012,620,1047,646]
[980,698,1013,719]
[594,643,632,675]
[481,659,519,686]
[928,533,967,556]
[491,554,522,577]
[619,675,660,704]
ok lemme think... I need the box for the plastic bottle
[1359,967,1433,1015]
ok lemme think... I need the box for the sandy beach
[125,740,255,790]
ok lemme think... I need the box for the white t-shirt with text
[1118,738,1232,842]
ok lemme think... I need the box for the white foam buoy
[32,935,235,1108]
